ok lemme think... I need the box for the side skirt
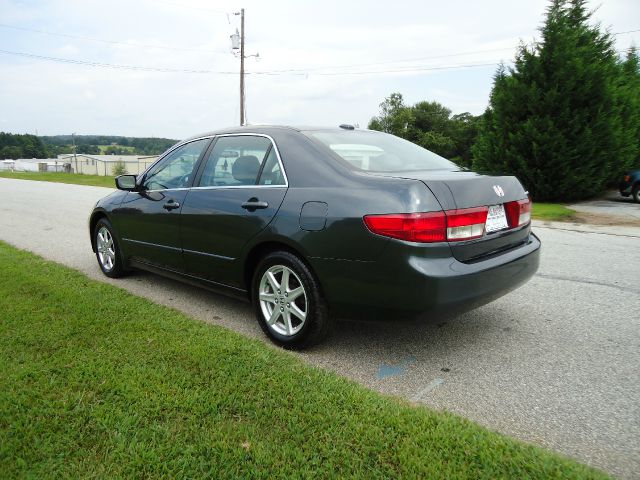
[128,259,250,303]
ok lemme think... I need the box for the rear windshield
[305,130,457,172]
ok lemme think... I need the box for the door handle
[241,200,269,211]
[163,200,181,211]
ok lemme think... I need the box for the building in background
[57,154,158,176]
[0,158,70,172]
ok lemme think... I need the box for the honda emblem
[493,185,505,197]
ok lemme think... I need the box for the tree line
[0,132,49,160]
[369,0,640,201]
[0,133,177,159]
[41,135,177,157]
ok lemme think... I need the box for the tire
[632,184,640,204]
[252,251,332,349]
[94,218,126,278]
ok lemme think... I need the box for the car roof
[182,125,365,142]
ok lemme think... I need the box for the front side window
[143,138,209,190]
[198,135,282,187]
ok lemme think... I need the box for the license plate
[485,204,509,233]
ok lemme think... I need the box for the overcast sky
[0,0,638,139]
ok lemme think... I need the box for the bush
[112,161,127,176]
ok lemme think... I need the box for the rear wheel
[632,184,640,203]
[94,218,126,278]
[252,251,331,349]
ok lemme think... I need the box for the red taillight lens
[624,175,631,182]
[363,206,488,243]
[505,198,531,227]
[363,212,447,242]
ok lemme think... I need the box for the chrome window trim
[191,185,286,191]
[198,133,289,188]
[137,132,289,193]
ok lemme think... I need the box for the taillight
[364,206,488,243]
[624,175,631,182]
[446,207,488,241]
[363,212,447,242]
[505,198,531,227]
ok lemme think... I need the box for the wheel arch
[89,210,109,252]
[243,240,321,298]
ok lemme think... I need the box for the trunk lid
[368,170,531,262]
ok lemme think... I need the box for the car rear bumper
[311,232,541,321]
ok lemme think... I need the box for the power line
[264,28,638,74]
[316,62,507,76]
[0,23,229,54]
[0,44,634,77]
[1,21,635,72]
[256,47,518,74]
[0,49,234,74]
[0,48,510,75]
[613,29,640,35]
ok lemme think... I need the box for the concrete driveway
[1,178,639,478]
[567,190,640,225]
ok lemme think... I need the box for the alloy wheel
[258,264,308,336]
[96,226,116,271]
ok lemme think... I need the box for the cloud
[0,0,638,137]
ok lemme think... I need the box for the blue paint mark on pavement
[377,355,417,379]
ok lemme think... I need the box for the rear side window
[198,136,283,187]
[306,130,457,172]
[258,149,285,186]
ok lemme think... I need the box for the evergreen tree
[616,47,640,171]
[473,0,634,201]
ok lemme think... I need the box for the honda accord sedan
[90,125,540,348]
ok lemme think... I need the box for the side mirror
[115,174,138,191]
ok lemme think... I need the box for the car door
[180,134,288,287]
[114,137,210,271]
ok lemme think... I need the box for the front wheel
[252,251,331,349]
[94,218,126,278]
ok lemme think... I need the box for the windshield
[306,130,458,172]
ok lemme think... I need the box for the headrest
[232,155,260,184]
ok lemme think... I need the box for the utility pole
[72,132,77,173]
[239,8,245,126]
[231,9,258,126]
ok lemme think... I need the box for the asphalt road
[1,178,639,478]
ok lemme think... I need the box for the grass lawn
[97,144,136,154]
[0,242,606,478]
[0,171,115,188]
[532,202,577,222]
